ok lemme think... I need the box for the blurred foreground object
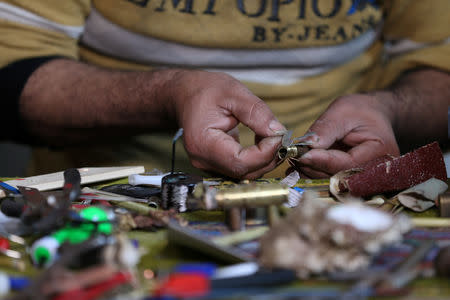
[30,206,115,267]
[10,234,139,300]
[434,246,450,277]
[259,191,411,278]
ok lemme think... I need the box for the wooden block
[4,166,145,191]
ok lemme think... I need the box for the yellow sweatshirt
[0,0,449,176]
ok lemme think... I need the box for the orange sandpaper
[339,142,447,197]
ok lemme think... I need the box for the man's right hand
[166,70,285,179]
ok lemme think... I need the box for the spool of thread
[161,173,202,212]
[437,192,450,217]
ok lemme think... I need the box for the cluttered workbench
[1,140,450,300]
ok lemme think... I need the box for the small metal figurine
[277,130,315,161]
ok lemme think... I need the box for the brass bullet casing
[277,145,310,160]
[204,183,289,210]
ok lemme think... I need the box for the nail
[269,120,286,133]
[311,134,320,144]
[266,135,282,147]
[300,152,312,160]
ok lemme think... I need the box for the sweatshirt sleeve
[0,0,91,141]
[377,0,450,87]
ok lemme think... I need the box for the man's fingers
[226,90,285,138]
[243,160,278,180]
[295,139,399,177]
[296,148,357,175]
[190,130,281,178]
[297,166,331,179]
[242,154,281,180]
[347,139,399,163]
[230,135,282,177]
[227,126,240,143]
[307,117,346,149]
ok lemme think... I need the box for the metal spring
[161,173,202,212]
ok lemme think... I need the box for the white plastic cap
[128,173,169,186]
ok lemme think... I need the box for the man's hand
[291,68,450,178]
[291,93,400,178]
[166,70,285,179]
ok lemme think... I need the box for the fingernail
[267,135,282,147]
[269,120,286,133]
[300,152,312,160]
[311,134,320,144]
[303,132,319,146]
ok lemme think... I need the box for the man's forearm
[20,58,181,145]
[17,58,284,179]
[378,68,450,151]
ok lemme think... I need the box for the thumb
[307,114,348,149]
[228,92,285,137]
